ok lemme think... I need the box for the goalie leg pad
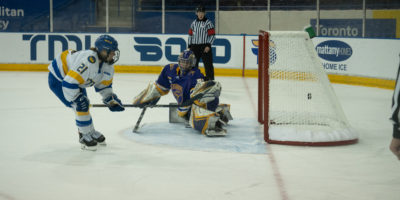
[133,82,168,106]
[189,104,227,136]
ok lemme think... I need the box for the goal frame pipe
[257,32,263,124]
[258,30,270,142]
[263,32,270,143]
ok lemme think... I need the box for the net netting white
[266,31,358,143]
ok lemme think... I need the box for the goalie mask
[95,35,120,65]
[178,50,196,73]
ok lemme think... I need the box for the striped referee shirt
[188,17,215,47]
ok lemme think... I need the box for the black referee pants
[190,44,214,80]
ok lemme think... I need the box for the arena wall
[0,32,398,89]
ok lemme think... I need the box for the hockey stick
[130,92,206,133]
[133,106,147,132]
[93,81,216,133]
[91,104,181,108]
[91,81,215,109]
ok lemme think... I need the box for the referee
[188,5,216,80]
[390,55,400,160]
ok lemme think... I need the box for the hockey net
[258,30,358,146]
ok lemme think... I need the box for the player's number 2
[77,63,88,74]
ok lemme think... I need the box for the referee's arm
[205,20,215,48]
[188,22,194,49]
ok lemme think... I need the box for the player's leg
[190,45,202,69]
[201,49,214,80]
[48,72,72,107]
[73,100,97,150]
[48,72,104,150]
[73,89,106,150]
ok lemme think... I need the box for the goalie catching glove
[103,93,125,112]
[190,80,221,106]
[133,82,169,108]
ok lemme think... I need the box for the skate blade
[97,141,107,146]
[81,144,98,151]
[205,129,227,137]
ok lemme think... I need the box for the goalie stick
[92,104,188,108]
[131,90,210,133]
[133,106,147,132]
[92,81,216,133]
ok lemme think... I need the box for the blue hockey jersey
[156,64,204,105]
[155,63,218,117]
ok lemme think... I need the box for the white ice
[0,71,398,200]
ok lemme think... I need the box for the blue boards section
[310,19,396,38]
[0,0,215,34]
[1,0,50,32]
[0,0,95,32]
[134,11,215,34]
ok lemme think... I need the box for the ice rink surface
[0,71,399,200]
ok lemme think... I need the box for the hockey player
[132,50,232,136]
[48,35,125,151]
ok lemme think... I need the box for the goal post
[258,30,358,146]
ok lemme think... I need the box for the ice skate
[91,130,106,146]
[205,120,227,137]
[79,132,98,151]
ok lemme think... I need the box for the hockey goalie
[132,50,232,136]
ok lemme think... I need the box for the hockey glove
[73,93,90,112]
[103,93,125,112]
[191,80,221,104]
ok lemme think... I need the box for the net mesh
[265,31,357,143]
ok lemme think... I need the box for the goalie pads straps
[169,103,187,123]
[190,80,221,107]
[177,105,191,117]
[133,82,169,106]
[189,104,227,136]
[216,104,233,125]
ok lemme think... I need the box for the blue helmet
[178,50,196,72]
[95,35,120,64]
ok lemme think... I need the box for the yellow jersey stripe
[67,70,85,84]
[101,79,113,86]
[76,111,90,116]
[61,50,69,75]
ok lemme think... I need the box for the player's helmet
[178,50,196,72]
[196,5,205,13]
[95,35,120,64]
